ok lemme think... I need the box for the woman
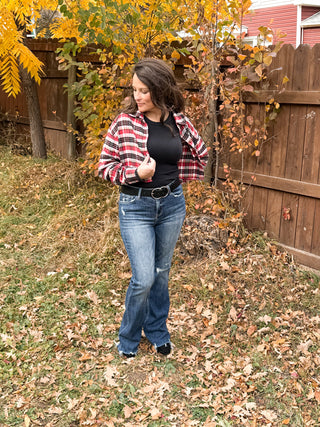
[98,58,208,357]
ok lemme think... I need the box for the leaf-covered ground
[0,146,320,426]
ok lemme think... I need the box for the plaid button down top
[98,111,208,186]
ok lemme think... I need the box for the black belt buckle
[151,185,170,199]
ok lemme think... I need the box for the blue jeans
[117,185,186,355]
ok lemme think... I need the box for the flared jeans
[117,185,186,355]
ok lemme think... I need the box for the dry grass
[1,146,320,426]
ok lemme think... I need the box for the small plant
[182,0,287,221]
[0,113,31,154]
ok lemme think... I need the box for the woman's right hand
[137,154,156,180]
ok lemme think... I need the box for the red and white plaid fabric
[98,111,208,185]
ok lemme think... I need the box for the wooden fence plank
[290,49,313,252]
[265,189,283,239]
[250,187,269,231]
[263,113,283,239]
[302,44,320,184]
[6,114,66,131]
[255,102,273,175]
[279,193,299,247]
[295,197,316,252]
[244,90,320,104]
[285,45,311,181]
[258,45,296,247]
[280,45,311,248]
[268,43,295,90]
[295,44,320,254]
[218,168,320,199]
[243,185,254,229]
[301,107,320,183]
[281,245,320,270]
[311,199,320,256]
[270,108,291,179]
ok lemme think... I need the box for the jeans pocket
[119,193,137,204]
[170,186,184,198]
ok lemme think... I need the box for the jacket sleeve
[184,116,209,167]
[98,117,140,186]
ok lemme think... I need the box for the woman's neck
[144,110,169,122]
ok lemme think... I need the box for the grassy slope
[0,146,320,426]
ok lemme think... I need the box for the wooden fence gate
[223,43,320,270]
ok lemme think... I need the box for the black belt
[120,178,181,199]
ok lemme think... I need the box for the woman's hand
[137,154,156,180]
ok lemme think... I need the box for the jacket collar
[173,112,186,125]
[129,110,186,125]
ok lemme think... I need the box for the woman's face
[132,73,160,119]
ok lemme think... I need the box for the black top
[135,112,182,188]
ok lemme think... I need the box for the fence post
[66,63,77,160]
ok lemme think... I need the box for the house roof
[301,10,320,26]
[294,1,320,5]
[251,1,320,9]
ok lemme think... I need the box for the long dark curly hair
[123,58,185,123]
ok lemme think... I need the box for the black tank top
[135,112,182,188]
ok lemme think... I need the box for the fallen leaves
[261,409,277,422]
[247,325,257,336]
[103,366,119,387]
[228,305,238,322]
[85,290,101,305]
[1,151,320,426]
[297,339,314,356]
[24,414,31,427]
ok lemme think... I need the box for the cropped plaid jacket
[98,111,208,186]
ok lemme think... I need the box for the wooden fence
[0,39,187,157]
[0,40,319,269]
[221,43,320,270]
[0,40,72,156]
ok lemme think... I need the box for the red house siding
[302,27,320,44]
[301,6,320,20]
[243,4,297,45]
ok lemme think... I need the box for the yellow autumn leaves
[0,0,57,96]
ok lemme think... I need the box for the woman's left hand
[137,154,156,180]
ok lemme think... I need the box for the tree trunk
[20,66,47,159]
